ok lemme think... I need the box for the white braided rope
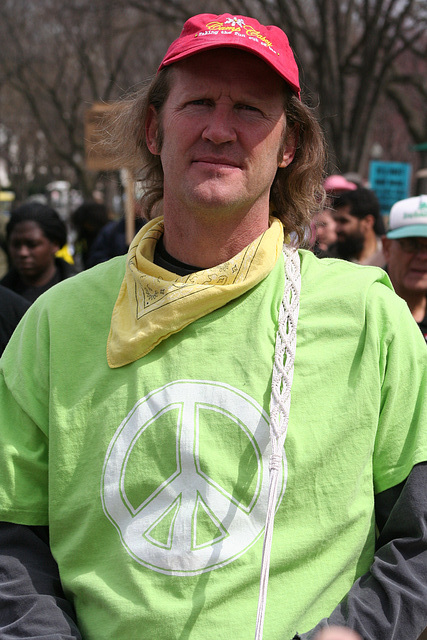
[254,245,301,640]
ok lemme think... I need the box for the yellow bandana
[107,216,284,368]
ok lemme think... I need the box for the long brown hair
[105,65,326,245]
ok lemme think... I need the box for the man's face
[8,220,60,282]
[145,49,296,224]
[332,205,365,258]
[382,236,427,296]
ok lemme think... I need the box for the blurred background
[0,0,426,220]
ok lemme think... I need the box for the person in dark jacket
[70,201,111,270]
[0,285,29,355]
[0,202,77,303]
[87,216,146,267]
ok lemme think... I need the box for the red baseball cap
[158,13,300,98]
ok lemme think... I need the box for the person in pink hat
[0,13,425,640]
[323,175,358,195]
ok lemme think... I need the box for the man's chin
[187,189,245,215]
[16,266,36,276]
[335,237,364,260]
[405,273,427,290]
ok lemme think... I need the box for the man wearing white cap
[0,12,425,640]
[382,195,427,342]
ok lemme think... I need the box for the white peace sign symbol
[101,380,286,576]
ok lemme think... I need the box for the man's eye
[236,104,260,112]
[188,99,210,106]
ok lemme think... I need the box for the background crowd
[2,177,426,354]
[0,7,425,638]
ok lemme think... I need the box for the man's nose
[17,244,30,256]
[201,106,237,145]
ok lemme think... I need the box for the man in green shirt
[0,13,425,640]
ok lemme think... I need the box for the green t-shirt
[0,249,426,640]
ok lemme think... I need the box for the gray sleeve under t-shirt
[1,463,426,640]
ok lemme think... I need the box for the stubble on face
[144,49,298,266]
[151,50,292,217]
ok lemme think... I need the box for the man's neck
[396,290,427,323]
[154,236,201,275]
[358,231,379,263]
[162,205,270,268]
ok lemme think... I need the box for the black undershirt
[153,236,202,275]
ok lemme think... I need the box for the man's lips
[409,267,427,275]
[192,157,241,169]
[15,261,34,270]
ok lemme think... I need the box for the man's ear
[361,214,375,232]
[381,236,391,260]
[278,125,298,168]
[145,105,160,156]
